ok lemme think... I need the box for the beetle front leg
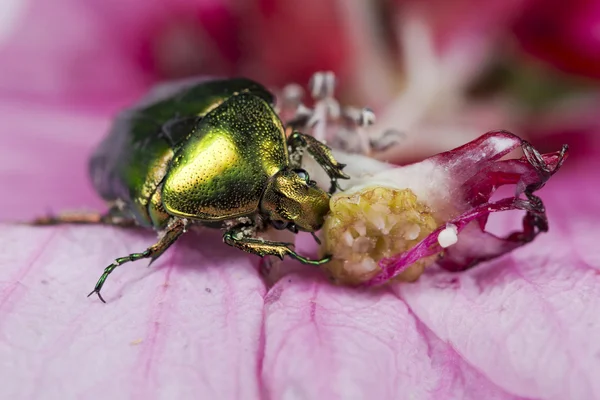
[223,226,331,266]
[288,131,349,194]
[88,218,186,303]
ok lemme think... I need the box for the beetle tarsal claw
[87,219,185,303]
[289,253,332,266]
[87,288,106,304]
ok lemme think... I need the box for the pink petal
[396,164,600,399]
[0,0,152,107]
[0,226,266,398]
[2,158,598,397]
[0,100,106,220]
[261,271,523,399]
[0,226,526,399]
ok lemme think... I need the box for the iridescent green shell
[89,78,276,228]
[162,93,288,221]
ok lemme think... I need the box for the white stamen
[282,83,303,105]
[284,71,382,153]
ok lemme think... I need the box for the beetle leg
[288,131,350,194]
[223,226,331,266]
[30,209,137,228]
[88,218,186,303]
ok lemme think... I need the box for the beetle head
[261,168,330,232]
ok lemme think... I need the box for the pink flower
[318,131,567,286]
[0,0,352,109]
[512,0,600,80]
[2,1,600,399]
[2,118,599,398]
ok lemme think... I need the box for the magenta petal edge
[366,130,569,286]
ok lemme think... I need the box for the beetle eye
[272,220,288,230]
[287,223,298,233]
[293,168,310,182]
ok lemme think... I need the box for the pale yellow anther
[321,186,440,285]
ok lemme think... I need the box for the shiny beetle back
[162,93,287,220]
[89,78,274,227]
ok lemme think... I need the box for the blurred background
[0,0,598,216]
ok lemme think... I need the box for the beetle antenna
[311,232,322,245]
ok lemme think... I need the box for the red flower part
[366,131,568,285]
[512,0,600,79]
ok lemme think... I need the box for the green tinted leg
[223,226,331,266]
[88,219,186,303]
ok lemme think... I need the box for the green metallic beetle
[33,77,349,302]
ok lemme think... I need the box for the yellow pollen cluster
[321,186,439,285]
